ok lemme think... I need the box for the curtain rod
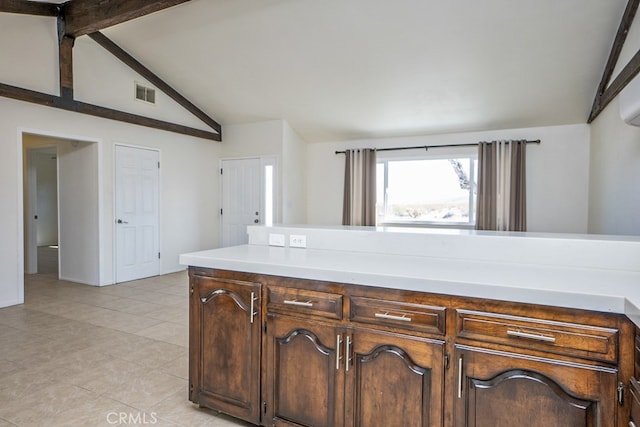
[334,139,541,155]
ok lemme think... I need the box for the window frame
[376,148,478,229]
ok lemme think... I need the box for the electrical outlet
[290,234,307,248]
[268,233,285,247]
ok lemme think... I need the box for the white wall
[0,14,57,94]
[221,120,284,158]
[307,124,591,233]
[0,97,220,307]
[73,37,212,132]
[587,11,640,236]
[221,120,309,225]
[589,101,640,235]
[282,122,308,224]
[58,140,100,285]
[0,14,221,306]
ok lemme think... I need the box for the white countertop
[179,225,640,324]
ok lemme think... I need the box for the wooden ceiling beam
[0,82,221,141]
[59,35,74,100]
[591,47,640,123]
[89,31,221,134]
[0,0,60,17]
[588,0,640,123]
[1,0,222,141]
[61,0,191,37]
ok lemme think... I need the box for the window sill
[377,221,476,230]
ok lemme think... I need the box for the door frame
[18,128,103,298]
[24,145,60,275]
[112,143,162,283]
[219,155,279,247]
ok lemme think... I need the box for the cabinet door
[344,329,445,427]
[265,315,344,427]
[189,275,261,424]
[454,345,618,427]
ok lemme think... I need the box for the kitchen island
[180,225,640,426]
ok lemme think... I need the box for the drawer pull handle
[336,334,342,370]
[375,312,412,322]
[345,335,352,372]
[250,292,258,323]
[457,356,463,399]
[507,329,556,343]
[283,299,314,307]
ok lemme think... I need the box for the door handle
[254,219,259,223]
[458,356,463,399]
[116,219,128,224]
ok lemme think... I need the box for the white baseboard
[0,298,23,308]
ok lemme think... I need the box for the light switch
[268,233,285,247]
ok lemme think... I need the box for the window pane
[382,158,474,224]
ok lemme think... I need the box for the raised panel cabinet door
[454,345,618,427]
[265,315,344,427]
[344,329,445,427]
[189,275,261,425]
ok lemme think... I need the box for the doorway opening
[22,132,100,285]
[28,146,59,275]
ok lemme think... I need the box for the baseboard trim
[0,298,23,308]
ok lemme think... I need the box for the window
[376,154,478,227]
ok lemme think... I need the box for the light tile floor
[0,272,252,427]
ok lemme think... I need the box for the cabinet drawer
[456,309,618,362]
[349,296,445,335]
[267,286,342,320]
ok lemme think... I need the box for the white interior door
[115,145,160,283]
[221,158,261,247]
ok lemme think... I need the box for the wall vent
[135,82,156,104]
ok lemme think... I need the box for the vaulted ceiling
[4,0,634,142]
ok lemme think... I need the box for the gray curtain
[342,149,376,226]
[476,140,527,231]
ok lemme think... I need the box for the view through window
[376,155,478,227]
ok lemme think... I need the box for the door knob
[116,219,128,224]
[254,219,259,223]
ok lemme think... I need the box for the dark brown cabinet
[188,267,636,426]
[265,315,343,427]
[630,377,640,426]
[265,315,445,427]
[454,345,618,427]
[345,328,445,427]
[189,272,262,424]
